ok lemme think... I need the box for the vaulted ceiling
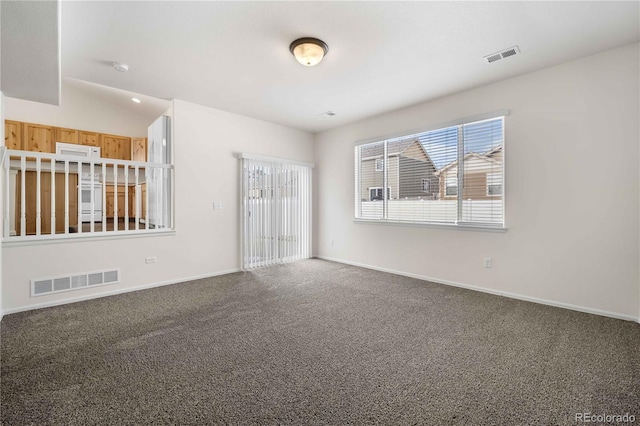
[3,1,639,133]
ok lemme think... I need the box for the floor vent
[484,45,520,64]
[31,269,120,297]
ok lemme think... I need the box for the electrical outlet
[330,238,334,246]
[145,256,157,264]
[483,257,492,268]
[213,202,222,210]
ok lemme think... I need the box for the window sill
[2,229,176,247]
[353,218,507,233]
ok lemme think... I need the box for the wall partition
[239,154,313,270]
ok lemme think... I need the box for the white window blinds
[241,155,313,269]
[354,116,504,228]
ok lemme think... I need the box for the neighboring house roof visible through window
[434,146,503,177]
[360,138,424,159]
[360,138,436,172]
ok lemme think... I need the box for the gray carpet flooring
[1,259,639,425]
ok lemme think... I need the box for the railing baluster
[50,159,56,234]
[4,159,9,238]
[77,161,82,234]
[64,161,69,234]
[134,166,139,231]
[20,157,26,236]
[113,163,118,231]
[145,167,149,229]
[124,164,129,231]
[90,162,95,233]
[36,158,41,236]
[102,163,107,233]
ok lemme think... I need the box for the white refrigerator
[147,115,171,229]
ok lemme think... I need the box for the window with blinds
[354,116,504,228]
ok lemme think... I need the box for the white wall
[0,92,4,320]
[315,43,640,321]
[1,99,314,312]
[4,81,151,137]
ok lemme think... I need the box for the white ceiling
[53,2,640,133]
[63,78,171,124]
[1,1,60,105]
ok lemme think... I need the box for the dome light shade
[289,38,328,67]
[113,62,129,72]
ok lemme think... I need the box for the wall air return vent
[31,269,120,297]
[484,45,520,64]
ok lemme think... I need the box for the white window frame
[487,184,502,196]
[487,172,502,196]
[369,187,390,201]
[375,158,384,172]
[354,110,508,231]
[445,175,457,196]
[421,178,430,193]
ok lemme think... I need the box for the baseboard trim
[2,268,242,316]
[316,256,639,323]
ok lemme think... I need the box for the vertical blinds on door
[240,155,313,270]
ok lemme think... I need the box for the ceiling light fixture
[289,37,328,67]
[113,62,129,72]
[131,97,141,104]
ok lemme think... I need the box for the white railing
[2,149,173,241]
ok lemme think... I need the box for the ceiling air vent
[484,46,520,64]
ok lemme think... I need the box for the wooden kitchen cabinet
[141,184,147,219]
[79,131,100,147]
[4,120,23,149]
[131,183,147,219]
[55,127,79,145]
[101,134,131,160]
[24,122,55,153]
[15,172,79,235]
[131,137,147,162]
[105,185,129,218]
[6,120,141,161]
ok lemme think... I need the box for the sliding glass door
[240,155,312,269]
